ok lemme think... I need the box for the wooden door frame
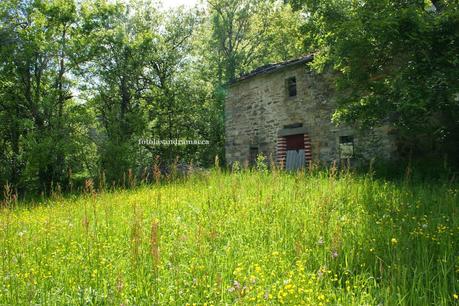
[276,127,312,168]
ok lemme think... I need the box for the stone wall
[225,63,396,166]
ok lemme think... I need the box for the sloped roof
[230,54,314,85]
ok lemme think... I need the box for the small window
[339,136,354,159]
[286,77,297,97]
[249,146,259,166]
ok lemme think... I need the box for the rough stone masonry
[224,55,396,168]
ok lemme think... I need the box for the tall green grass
[0,168,458,305]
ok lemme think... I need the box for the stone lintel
[278,127,309,137]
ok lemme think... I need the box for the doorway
[285,134,305,170]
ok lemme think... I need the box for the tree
[0,0,94,193]
[298,0,459,161]
[82,1,215,178]
[206,0,304,83]
[78,0,158,183]
[143,8,200,165]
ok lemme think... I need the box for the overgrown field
[1,169,458,305]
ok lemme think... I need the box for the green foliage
[0,0,91,193]
[255,152,268,172]
[299,0,459,160]
[206,0,305,82]
[4,0,457,196]
[4,0,286,193]
[1,171,458,304]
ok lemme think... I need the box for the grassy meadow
[1,167,458,305]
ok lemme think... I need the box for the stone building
[225,55,396,169]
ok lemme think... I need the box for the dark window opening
[339,135,354,159]
[249,146,259,165]
[286,134,304,151]
[286,77,297,97]
[340,136,354,144]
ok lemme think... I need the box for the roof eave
[228,54,314,86]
